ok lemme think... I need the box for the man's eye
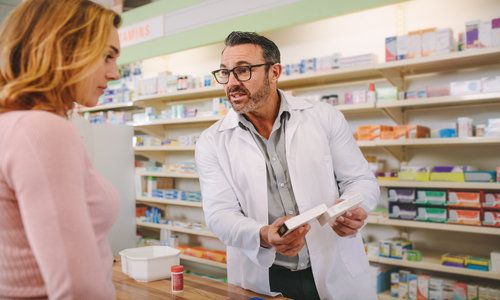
[235,67,249,75]
[220,70,230,76]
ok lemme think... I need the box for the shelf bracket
[382,145,406,162]
[378,68,405,90]
[135,151,166,163]
[382,107,404,124]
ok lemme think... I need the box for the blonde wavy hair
[0,0,121,116]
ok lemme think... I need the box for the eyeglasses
[211,63,272,84]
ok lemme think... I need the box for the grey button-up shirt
[238,93,310,271]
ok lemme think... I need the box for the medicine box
[398,170,431,182]
[466,20,480,48]
[483,192,500,209]
[407,30,422,59]
[442,280,456,300]
[389,202,417,220]
[447,208,481,226]
[421,28,437,56]
[398,270,410,299]
[448,191,481,208]
[493,18,500,47]
[479,21,492,48]
[429,278,444,300]
[467,284,478,300]
[435,28,453,54]
[481,76,500,93]
[408,274,417,300]
[482,210,500,227]
[397,35,409,60]
[426,85,450,98]
[430,172,465,182]
[388,188,415,203]
[417,275,430,300]
[491,251,500,273]
[415,190,447,206]
[416,207,447,223]
[408,125,431,139]
[391,272,399,298]
[452,282,467,300]
[464,171,496,182]
[390,240,412,259]
[441,253,466,268]
[386,36,397,62]
[450,80,482,96]
[376,87,399,101]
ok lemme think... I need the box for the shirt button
[300,263,305,267]
[279,182,285,188]
[272,156,277,162]
[288,211,294,215]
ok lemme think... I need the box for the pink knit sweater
[0,111,119,299]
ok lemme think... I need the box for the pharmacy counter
[112,262,288,300]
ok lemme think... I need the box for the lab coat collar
[217,89,313,132]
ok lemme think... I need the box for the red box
[482,210,500,227]
[447,208,481,226]
[482,192,500,210]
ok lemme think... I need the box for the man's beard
[228,77,271,114]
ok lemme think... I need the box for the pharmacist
[195,31,379,300]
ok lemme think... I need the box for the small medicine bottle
[171,265,184,293]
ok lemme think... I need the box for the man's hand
[331,207,367,237]
[260,216,310,257]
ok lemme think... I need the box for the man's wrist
[259,225,271,248]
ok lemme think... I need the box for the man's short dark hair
[224,31,281,64]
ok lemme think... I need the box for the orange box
[447,209,481,226]
[357,125,393,141]
[205,250,227,263]
[448,191,482,208]
[408,125,431,138]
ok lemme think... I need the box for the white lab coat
[195,91,379,300]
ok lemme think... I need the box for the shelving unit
[180,254,227,269]
[135,170,198,179]
[136,196,202,207]
[136,220,216,238]
[134,145,196,151]
[367,216,500,235]
[377,180,500,190]
[368,253,500,280]
[77,101,135,113]
[126,45,500,281]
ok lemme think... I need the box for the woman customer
[0,0,121,298]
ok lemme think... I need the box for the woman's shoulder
[0,110,78,140]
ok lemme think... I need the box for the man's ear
[270,63,282,83]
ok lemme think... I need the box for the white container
[119,246,180,282]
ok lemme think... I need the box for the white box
[408,31,422,59]
[318,194,363,226]
[422,28,437,56]
[481,76,500,93]
[491,251,500,273]
[450,80,482,96]
[278,204,327,236]
[119,246,180,282]
[397,35,409,60]
[479,21,492,48]
[435,28,453,54]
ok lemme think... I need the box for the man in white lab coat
[195,31,379,299]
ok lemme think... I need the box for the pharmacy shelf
[180,254,227,269]
[378,180,500,190]
[132,115,222,127]
[135,170,199,179]
[136,221,216,238]
[377,47,500,89]
[358,137,500,148]
[136,196,202,208]
[367,253,500,280]
[134,145,196,151]
[367,216,500,235]
[133,85,225,107]
[77,102,135,112]
[336,102,378,114]
[279,64,382,89]
[377,92,500,110]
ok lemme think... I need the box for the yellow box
[430,172,465,182]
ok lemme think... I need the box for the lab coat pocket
[338,236,369,278]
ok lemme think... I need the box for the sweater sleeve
[1,112,115,299]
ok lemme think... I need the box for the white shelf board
[136,196,202,208]
[377,47,500,75]
[180,254,227,269]
[77,102,135,112]
[132,115,222,127]
[368,253,500,280]
[367,216,500,235]
[336,102,378,114]
[133,86,224,106]
[136,221,215,238]
[134,145,196,151]
[377,93,500,110]
[358,137,500,148]
[378,180,500,190]
[135,171,199,179]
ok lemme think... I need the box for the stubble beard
[230,76,271,114]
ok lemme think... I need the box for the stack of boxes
[387,188,500,227]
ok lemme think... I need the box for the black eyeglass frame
[211,63,273,84]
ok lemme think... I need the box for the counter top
[113,262,287,300]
